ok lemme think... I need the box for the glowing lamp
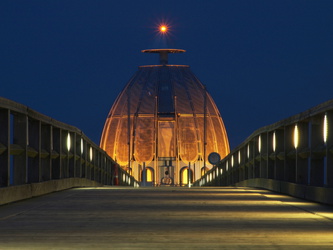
[273,132,276,152]
[294,124,299,149]
[258,135,261,153]
[89,147,93,161]
[238,151,241,164]
[67,133,71,152]
[81,138,84,155]
[247,144,250,159]
[324,114,328,144]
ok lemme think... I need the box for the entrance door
[160,165,174,185]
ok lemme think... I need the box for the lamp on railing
[67,133,71,152]
[238,151,241,164]
[81,138,84,155]
[323,113,328,186]
[323,113,328,144]
[89,147,93,162]
[294,124,299,149]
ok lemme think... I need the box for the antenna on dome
[142,49,185,65]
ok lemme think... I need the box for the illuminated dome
[100,49,229,186]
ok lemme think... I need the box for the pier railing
[0,97,138,204]
[194,99,333,204]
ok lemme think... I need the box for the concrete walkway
[0,186,333,249]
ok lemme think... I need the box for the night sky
[1,0,333,150]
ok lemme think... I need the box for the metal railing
[195,99,333,194]
[0,97,138,188]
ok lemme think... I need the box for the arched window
[180,167,193,186]
[146,167,154,182]
[141,167,154,182]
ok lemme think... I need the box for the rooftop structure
[100,49,230,186]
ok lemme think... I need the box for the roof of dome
[100,49,229,166]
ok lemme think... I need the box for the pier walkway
[0,187,333,249]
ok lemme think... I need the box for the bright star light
[159,24,168,34]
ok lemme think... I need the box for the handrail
[194,99,333,194]
[0,97,138,188]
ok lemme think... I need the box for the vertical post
[27,118,40,183]
[127,88,131,175]
[52,127,61,179]
[143,162,146,187]
[41,124,51,181]
[0,109,10,187]
[326,111,333,187]
[188,162,191,188]
[13,114,28,185]
[307,122,312,185]
[203,85,207,175]
[154,95,158,185]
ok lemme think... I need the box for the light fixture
[81,138,84,155]
[238,151,241,164]
[294,124,299,149]
[89,147,93,161]
[273,131,276,152]
[258,135,261,153]
[324,114,328,144]
[67,133,71,151]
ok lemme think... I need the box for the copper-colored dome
[100,49,229,185]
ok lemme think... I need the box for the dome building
[100,49,229,186]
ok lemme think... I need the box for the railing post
[52,127,61,179]
[27,118,40,183]
[12,113,28,185]
[309,117,324,186]
[326,111,333,187]
[260,132,268,179]
[0,109,10,187]
[285,125,295,182]
[41,124,52,181]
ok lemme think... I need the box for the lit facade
[100,49,230,186]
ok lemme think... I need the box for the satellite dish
[208,152,221,165]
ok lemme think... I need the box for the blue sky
[1,0,333,149]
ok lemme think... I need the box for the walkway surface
[0,186,333,249]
